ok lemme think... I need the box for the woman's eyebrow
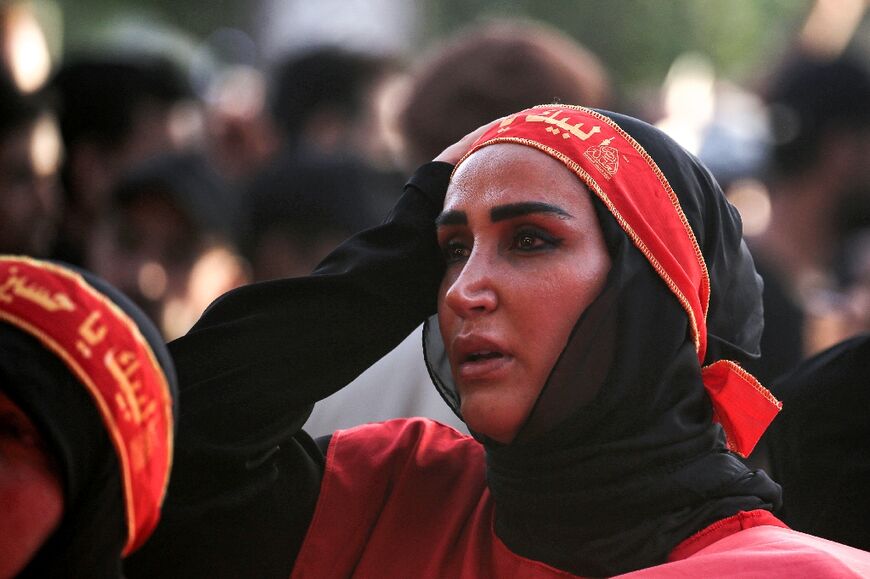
[435,210,467,226]
[491,202,573,222]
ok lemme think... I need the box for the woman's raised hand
[433,117,506,165]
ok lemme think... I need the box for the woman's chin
[459,399,523,444]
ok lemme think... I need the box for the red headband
[0,256,173,554]
[457,105,780,456]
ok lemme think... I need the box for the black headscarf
[424,108,782,575]
[0,258,177,578]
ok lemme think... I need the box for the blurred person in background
[203,65,280,186]
[394,19,611,171]
[262,45,406,221]
[305,19,613,438]
[85,152,248,340]
[243,154,380,282]
[268,45,400,170]
[766,332,870,552]
[0,78,62,257]
[239,46,406,284]
[0,256,176,577]
[744,50,870,387]
[50,55,196,266]
[837,230,870,335]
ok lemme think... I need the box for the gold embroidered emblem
[584,137,620,179]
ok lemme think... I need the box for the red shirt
[293,418,870,578]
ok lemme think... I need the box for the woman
[0,256,176,578]
[128,106,870,577]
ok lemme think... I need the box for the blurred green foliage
[58,0,811,97]
[419,0,811,97]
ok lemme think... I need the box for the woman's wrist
[406,161,453,210]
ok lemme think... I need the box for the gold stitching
[703,360,782,409]
[562,106,712,325]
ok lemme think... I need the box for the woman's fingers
[433,116,507,165]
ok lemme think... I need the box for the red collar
[668,510,789,562]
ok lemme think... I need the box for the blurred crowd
[2,3,867,351]
[0,11,410,340]
[1,0,869,550]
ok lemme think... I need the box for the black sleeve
[124,162,452,579]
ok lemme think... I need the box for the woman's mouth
[466,350,502,362]
[457,349,511,381]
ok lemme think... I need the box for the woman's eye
[511,230,560,252]
[516,234,539,249]
[442,242,470,263]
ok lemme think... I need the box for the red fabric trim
[0,256,173,554]
[701,361,782,457]
[668,510,789,562]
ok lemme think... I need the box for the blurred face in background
[437,145,611,443]
[88,190,196,317]
[86,188,248,339]
[0,112,62,255]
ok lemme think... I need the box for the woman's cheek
[0,447,65,577]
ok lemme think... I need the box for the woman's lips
[457,352,512,381]
[452,335,512,381]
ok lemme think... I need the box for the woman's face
[437,144,611,443]
[0,391,65,578]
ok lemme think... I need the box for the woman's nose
[444,254,498,318]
